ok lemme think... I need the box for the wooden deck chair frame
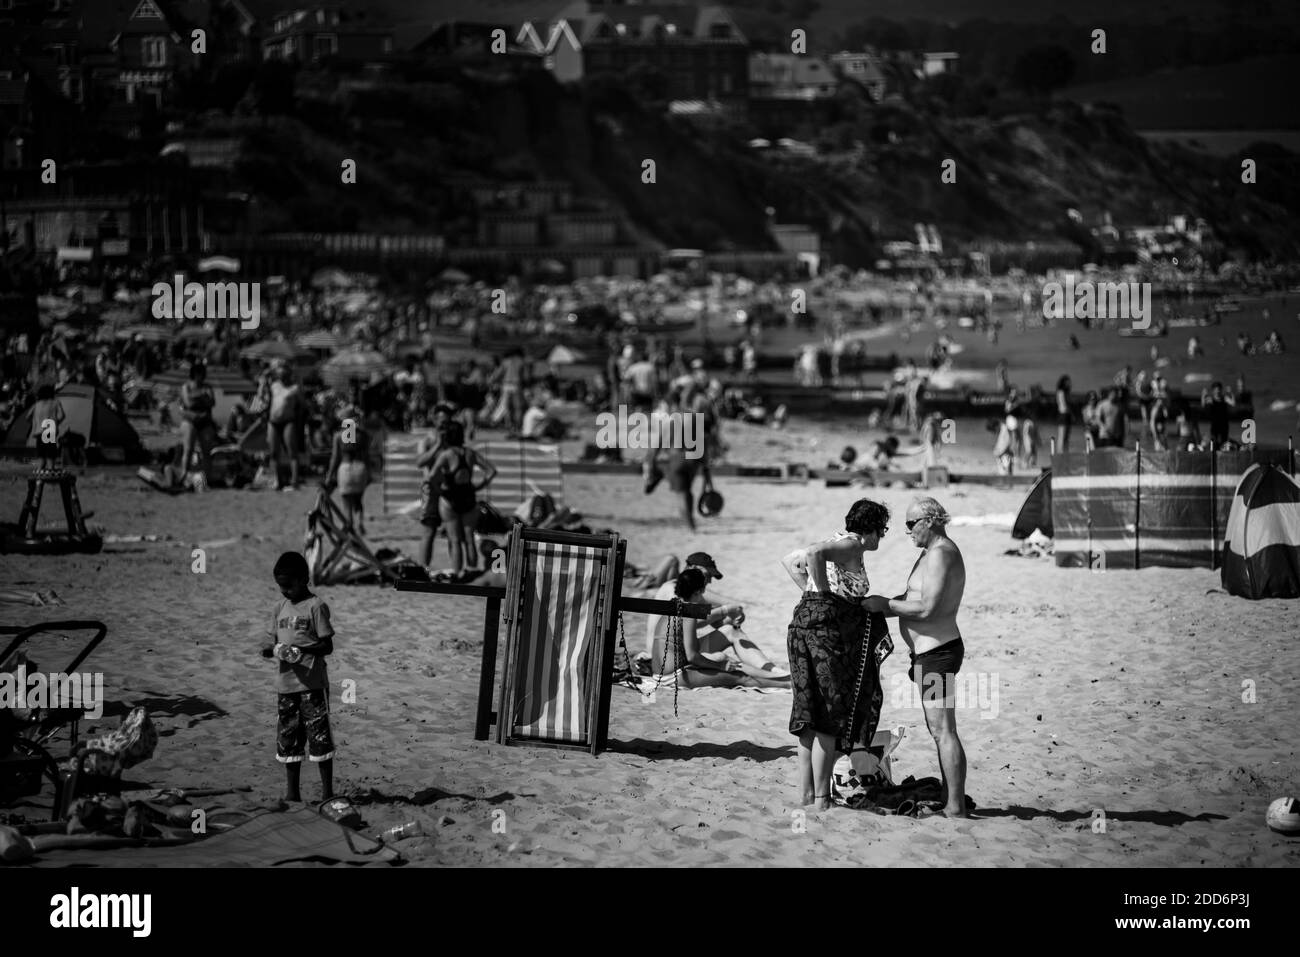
[397,527,710,756]
[307,489,401,586]
[492,526,622,752]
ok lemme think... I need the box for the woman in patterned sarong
[781,499,892,809]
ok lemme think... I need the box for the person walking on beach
[260,551,336,803]
[1055,375,1072,453]
[644,404,715,532]
[863,497,969,819]
[782,498,892,809]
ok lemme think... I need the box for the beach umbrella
[148,367,256,394]
[546,344,585,365]
[198,255,240,274]
[435,267,470,285]
[176,325,214,341]
[320,348,394,389]
[118,324,172,342]
[311,267,351,290]
[241,339,310,361]
[296,330,341,352]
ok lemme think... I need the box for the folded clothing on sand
[833,774,977,815]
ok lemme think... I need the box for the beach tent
[1012,469,1053,539]
[5,385,141,458]
[1050,448,1293,569]
[1222,464,1300,599]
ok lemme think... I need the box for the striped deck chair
[497,526,623,752]
[475,440,564,511]
[381,432,431,515]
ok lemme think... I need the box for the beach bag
[833,726,906,802]
[475,501,512,535]
[697,488,724,517]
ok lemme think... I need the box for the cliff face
[235,67,1300,263]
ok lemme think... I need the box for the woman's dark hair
[189,361,206,380]
[443,421,465,447]
[36,384,55,401]
[273,551,309,581]
[1057,375,1071,392]
[675,567,708,600]
[845,498,890,537]
[840,445,857,465]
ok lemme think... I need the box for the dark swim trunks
[909,639,965,704]
[666,455,700,492]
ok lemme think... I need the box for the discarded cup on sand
[381,821,423,842]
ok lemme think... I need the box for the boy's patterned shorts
[277,689,334,763]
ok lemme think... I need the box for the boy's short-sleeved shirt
[265,594,334,693]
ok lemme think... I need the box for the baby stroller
[0,620,107,822]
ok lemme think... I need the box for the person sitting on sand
[649,569,790,689]
[642,552,788,679]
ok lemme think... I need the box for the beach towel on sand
[28,807,398,867]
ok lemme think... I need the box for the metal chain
[652,597,685,716]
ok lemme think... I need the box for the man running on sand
[863,496,969,818]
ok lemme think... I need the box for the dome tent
[1222,463,1300,599]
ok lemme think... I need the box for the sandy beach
[3,460,1297,867]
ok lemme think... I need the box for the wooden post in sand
[1209,441,1217,570]
[1134,442,1142,571]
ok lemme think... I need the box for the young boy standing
[260,551,335,802]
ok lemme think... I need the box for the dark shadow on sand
[351,786,517,807]
[977,806,1228,827]
[607,738,796,763]
[103,693,229,734]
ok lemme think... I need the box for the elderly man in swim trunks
[863,496,969,818]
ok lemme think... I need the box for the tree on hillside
[251,60,296,116]
[1010,45,1076,98]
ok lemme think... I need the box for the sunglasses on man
[905,518,929,531]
